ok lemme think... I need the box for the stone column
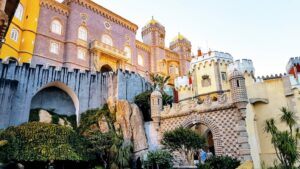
[236,102,252,162]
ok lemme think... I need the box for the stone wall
[0,61,150,128]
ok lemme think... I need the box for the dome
[151,90,162,97]
[172,32,187,41]
[229,69,243,80]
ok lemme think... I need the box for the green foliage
[79,105,133,169]
[0,122,89,162]
[162,127,205,152]
[264,107,300,169]
[197,156,240,169]
[144,150,173,169]
[29,108,77,128]
[150,73,170,92]
[162,92,173,106]
[134,91,152,121]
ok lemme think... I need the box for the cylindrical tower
[150,89,162,130]
[229,69,248,104]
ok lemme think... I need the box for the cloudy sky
[59,0,300,76]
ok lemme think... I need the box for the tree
[144,150,173,169]
[162,127,206,165]
[150,73,170,92]
[197,156,240,169]
[264,107,300,169]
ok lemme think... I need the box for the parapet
[174,76,191,90]
[256,73,286,82]
[228,59,255,76]
[286,57,300,73]
[190,51,233,66]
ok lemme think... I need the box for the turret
[229,69,248,109]
[150,89,162,130]
[170,33,191,75]
[229,69,251,161]
[142,17,165,47]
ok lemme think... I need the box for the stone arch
[181,115,223,155]
[31,81,80,124]
[3,57,19,64]
[100,64,113,72]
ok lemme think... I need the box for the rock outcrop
[108,97,148,156]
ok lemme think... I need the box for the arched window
[101,34,113,46]
[14,4,24,21]
[124,46,131,59]
[138,55,144,66]
[78,26,87,41]
[10,28,19,42]
[169,65,175,74]
[51,19,62,35]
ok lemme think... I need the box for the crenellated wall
[0,60,150,128]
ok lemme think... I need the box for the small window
[78,26,87,41]
[10,29,19,42]
[101,34,113,46]
[50,41,59,54]
[77,48,86,60]
[138,55,144,66]
[221,72,227,81]
[236,80,240,87]
[124,46,131,59]
[169,65,175,74]
[175,67,179,75]
[15,4,24,21]
[51,20,62,35]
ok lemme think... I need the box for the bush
[144,150,173,169]
[197,156,240,169]
[0,122,89,162]
[134,91,152,121]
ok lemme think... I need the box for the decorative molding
[40,0,70,16]
[135,40,150,52]
[63,0,138,32]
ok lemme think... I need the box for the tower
[141,16,165,47]
[150,89,162,130]
[169,33,191,75]
[142,17,166,73]
[229,69,252,161]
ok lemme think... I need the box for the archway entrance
[100,64,113,72]
[30,82,80,124]
[191,123,215,155]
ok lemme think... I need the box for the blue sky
[61,0,300,76]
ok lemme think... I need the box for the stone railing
[90,40,128,61]
[161,92,232,119]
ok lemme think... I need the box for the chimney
[197,48,202,56]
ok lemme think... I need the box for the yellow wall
[245,77,300,168]
[0,0,40,63]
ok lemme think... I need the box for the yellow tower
[0,0,40,63]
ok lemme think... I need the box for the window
[77,48,86,60]
[10,29,19,42]
[169,65,175,74]
[221,72,227,81]
[138,55,144,66]
[124,46,131,59]
[236,80,240,87]
[78,26,87,41]
[201,75,211,87]
[175,67,179,75]
[15,4,24,21]
[50,41,59,54]
[51,20,62,35]
[101,34,113,46]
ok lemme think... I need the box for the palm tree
[280,107,297,134]
[150,73,170,92]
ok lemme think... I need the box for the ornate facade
[173,51,300,168]
[13,0,191,85]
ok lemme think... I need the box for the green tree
[264,107,300,169]
[150,73,170,92]
[197,156,240,169]
[144,150,173,169]
[162,127,206,165]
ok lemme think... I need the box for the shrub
[144,150,173,169]
[134,91,152,121]
[0,122,89,162]
[197,156,240,169]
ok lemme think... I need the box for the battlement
[228,59,255,76]
[256,73,286,82]
[174,76,190,90]
[286,57,300,73]
[190,51,233,65]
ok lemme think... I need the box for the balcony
[90,40,128,61]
